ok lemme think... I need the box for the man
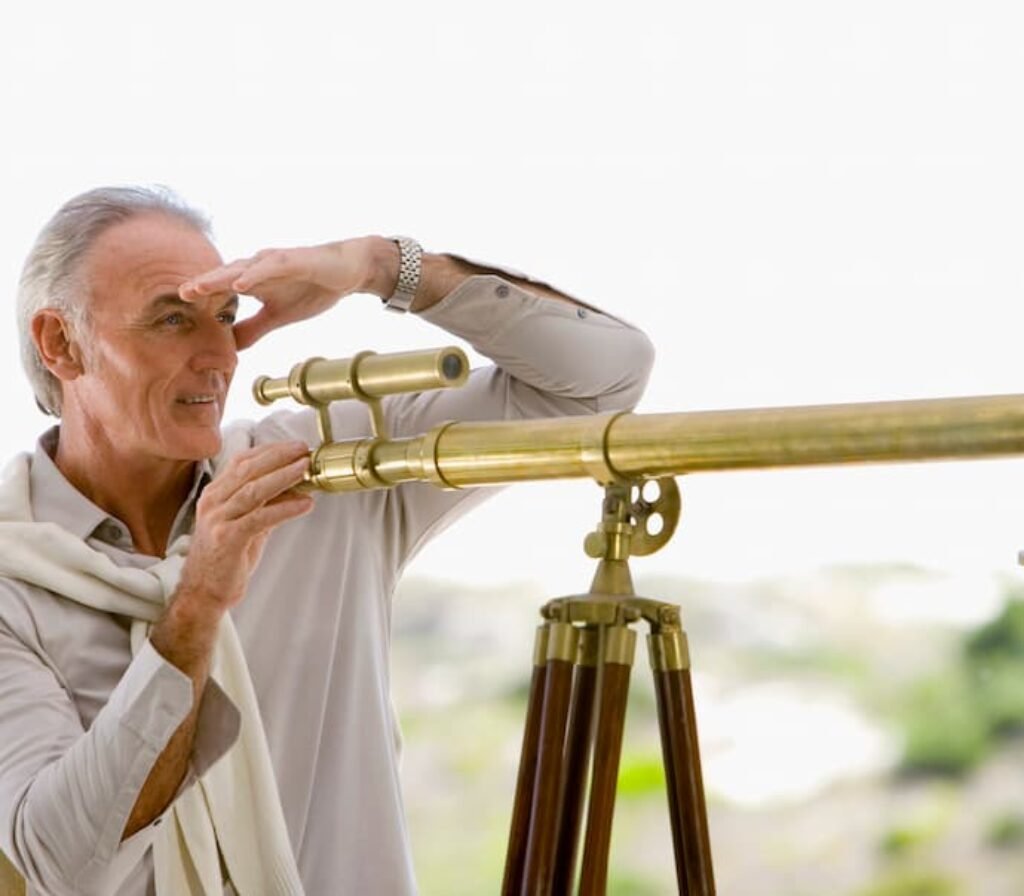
[0,186,654,894]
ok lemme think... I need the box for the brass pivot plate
[584,477,681,559]
[628,477,681,556]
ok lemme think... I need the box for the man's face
[67,212,238,461]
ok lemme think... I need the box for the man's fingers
[244,491,315,535]
[231,250,293,292]
[207,441,309,498]
[180,258,252,299]
[220,456,310,520]
[233,307,278,351]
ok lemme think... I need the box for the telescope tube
[307,393,1024,492]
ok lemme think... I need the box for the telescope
[254,346,1024,896]
[254,347,1024,494]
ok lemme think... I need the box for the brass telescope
[252,346,1024,896]
[253,346,1024,492]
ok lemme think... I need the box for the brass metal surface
[532,625,550,668]
[628,478,681,556]
[649,630,691,672]
[603,626,638,667]
[428,394,1024,485]
[545,622,579,663]
[0,850,22,896]
[254,346,469,407]
[259,377,1024,493]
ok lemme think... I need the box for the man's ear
[31,310,85,382]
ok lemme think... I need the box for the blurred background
[3,1,1024,892]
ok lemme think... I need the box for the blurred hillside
[392,566,1024,895]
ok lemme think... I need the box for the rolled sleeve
[0,629,239,894]
[418,274,655,413]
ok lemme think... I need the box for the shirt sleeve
[0,621,240,894]
[417,273,654,417]
[385,272,656,571]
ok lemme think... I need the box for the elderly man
[0,186,654,895]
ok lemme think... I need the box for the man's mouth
[177,395,218,406]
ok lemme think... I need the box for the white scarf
[0,431,304,895]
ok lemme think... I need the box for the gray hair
[16,185,212,416]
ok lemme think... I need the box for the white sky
[2,1,1024,593]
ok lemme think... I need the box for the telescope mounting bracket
[584,477,681,561]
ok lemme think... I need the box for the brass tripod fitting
[648,628,690,672]
[604,625,638,667]
[584,484,633,561]
[531,625,551,667]
[546,622,580,663]
[584,478,682,562]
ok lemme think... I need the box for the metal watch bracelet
[383,236,423,313]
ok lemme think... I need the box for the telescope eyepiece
[441,351,464,382]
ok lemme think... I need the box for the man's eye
[218,311,237,325]
[161,312,185,326]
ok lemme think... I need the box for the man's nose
[190,318,238,375]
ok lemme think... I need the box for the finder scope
[253,346,469,408]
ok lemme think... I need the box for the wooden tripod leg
[551,627,600,894]
[652,658,687,892]
[651,629,715,895]
[578,625,637,895]
[521,622,580,896]
[502,625,550,896]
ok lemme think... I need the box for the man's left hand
[179,236,396,349]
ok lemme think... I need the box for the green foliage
[853,869,962,896]
[607,870,664,896]
[616,753,666,799]
[746,644,869,683]
[880,824,932,858]
[880,826,917,857]
[983,810,1024,849]
[896,594,1024,776]
[878,797,952,859]
[965,590,1024,660]
[898,670,989,776]
[963,596,1024,733]
[967,655,1024,733]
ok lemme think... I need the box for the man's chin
[168,427,223,462]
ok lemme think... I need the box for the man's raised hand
[179,237,396,350]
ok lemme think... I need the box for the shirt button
[101,523,124,542]
[576,307,588,319]
[495,284,510,298]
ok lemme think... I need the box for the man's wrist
[150,586,223,681]
[361,236,401,299]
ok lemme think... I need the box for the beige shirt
[0,274,654,895]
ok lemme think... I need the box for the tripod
[501,478,715,896]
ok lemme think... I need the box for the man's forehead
[84,212,223,297]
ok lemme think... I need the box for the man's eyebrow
[145,293,240,313]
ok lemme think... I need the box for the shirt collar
[30,426,214,548]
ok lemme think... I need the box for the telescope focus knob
[584,531,608,559]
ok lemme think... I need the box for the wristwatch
[383,236,423,313]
